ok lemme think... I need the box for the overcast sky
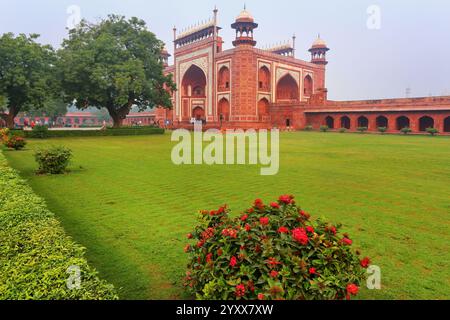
[1,0,449,100]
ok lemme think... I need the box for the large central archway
[276,74,299,102]
[182,65,206,98]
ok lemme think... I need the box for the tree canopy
[58,15,176,127]
[0,33,56,128]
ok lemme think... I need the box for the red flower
[347,284,359,296]
[260,217,269,226]
[217,205,226,214]
[248,208,254,214]
[278,226,289,234]
[330,226,337,235]
[235,284,246,297]
[245,224,251,232]
[186,233,193,239]
[270,202,280,209]
[342,238,353,246]
[184,244,191,253]
[278,195,293,204]
[309,267,316,275]
[241,214,249,221]
[270,270,279,278]
[217,248,223,256]
[257,293,265,300]
[360,257,371,268]
[196,241,204,248]
[230,256,237,267]
[266,257,282,267]
[209,210,217,216]
[254,199,263,207]
[206,253,213,264]
[292,228,309,245]
[306,226,315,233]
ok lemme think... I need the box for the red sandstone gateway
[154,8,450,134]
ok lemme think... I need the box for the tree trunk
[111,113,124,128]
[4,106,20,129]
[106,103,132,128]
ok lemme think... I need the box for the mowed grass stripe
[4,132,450,299]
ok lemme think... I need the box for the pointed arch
[304,75,313,96]
[444,116,450,132]
[258,66,271,92]
[182,65,206,98]
[396,116,410,130]
[258,98,270,121]
[218,98,230,121]
[341,116,351,129]
[376,115,388,128]
[357,116,369,128]
[325,116,334,129]
[276,74,299,102]
[419,116,434,132]
[218,66,230,92]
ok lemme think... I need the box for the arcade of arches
[316,114,450,133]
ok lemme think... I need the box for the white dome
[236,9,254,22]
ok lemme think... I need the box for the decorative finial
[244,3,246,10]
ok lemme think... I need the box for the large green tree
[0,33,56,128]
[58,15,175,128]
[28,99,69,122]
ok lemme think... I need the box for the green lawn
[4,132,450,300]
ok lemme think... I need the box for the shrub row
[0,151,118,299]
[17,126,165,139]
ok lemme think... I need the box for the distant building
[155,8,450,134]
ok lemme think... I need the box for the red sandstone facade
[155,8,450,134]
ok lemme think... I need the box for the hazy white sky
[1,0,449,100]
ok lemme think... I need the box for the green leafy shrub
[357,127,368,133]
[426,128,439,136]
[30,125,49,139]
[378,127,387,134]
[184,196,370,300]
[400,127,412,135]
[23,126,164,138]
[0,151,117,299]
[339,128,347,133]
[34,146,72,174]
[304,125,313,131]
[320,125,329,132]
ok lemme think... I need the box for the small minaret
[292,33,296,58]
[231,6,258,47]
[309,34,329,65]
[161,46,171,67]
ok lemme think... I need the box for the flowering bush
[3,135,27,150]
[184,195,370,300]
[0,128,10,141]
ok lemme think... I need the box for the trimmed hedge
[21,127,164,138]
[0,151,118,299]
